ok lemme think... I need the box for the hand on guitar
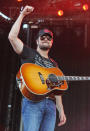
[20,5,34,17]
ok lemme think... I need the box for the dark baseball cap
[37,29,53,38]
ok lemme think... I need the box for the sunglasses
[40,35,52,41]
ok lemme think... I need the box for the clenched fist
[20,5,34,16]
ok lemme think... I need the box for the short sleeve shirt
[20,45,58,68]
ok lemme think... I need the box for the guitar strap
[49,58,58,67]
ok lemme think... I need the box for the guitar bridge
[46,74,64,90]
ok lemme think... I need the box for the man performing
[8,5,66,131]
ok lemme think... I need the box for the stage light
[17,0,23,2]
[57,10,64,16]
[0,12,11,21]
[23,24,29,29]
[82,4,88,11]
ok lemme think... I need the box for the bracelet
[20,6,24,14]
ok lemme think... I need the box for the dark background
[0,0,90,131]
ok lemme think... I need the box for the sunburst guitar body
[16,63,68,101]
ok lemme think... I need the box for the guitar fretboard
[58,76,90,81]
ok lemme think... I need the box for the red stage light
[57,10,64,16]
[83,4,88,11]
[17,0,23,2]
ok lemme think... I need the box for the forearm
[8,5,34,40]
[55,95,66,126]
[55,95,64,113]
[8,13,24,40]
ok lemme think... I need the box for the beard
[39,45,51,51]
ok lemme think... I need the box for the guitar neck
[58,76,90,81]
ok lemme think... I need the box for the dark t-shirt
[20,45,58,68]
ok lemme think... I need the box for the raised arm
[8,5,34,54]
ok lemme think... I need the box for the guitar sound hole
[48,74,58,83]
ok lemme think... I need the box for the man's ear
[36,39,39,45]
[51,39,53,44]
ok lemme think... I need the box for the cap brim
[40,33,52,38]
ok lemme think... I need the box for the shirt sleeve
[19,45,36,59]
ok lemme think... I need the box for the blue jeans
[21,97,56,131]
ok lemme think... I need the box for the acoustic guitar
[16,63,90,101]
